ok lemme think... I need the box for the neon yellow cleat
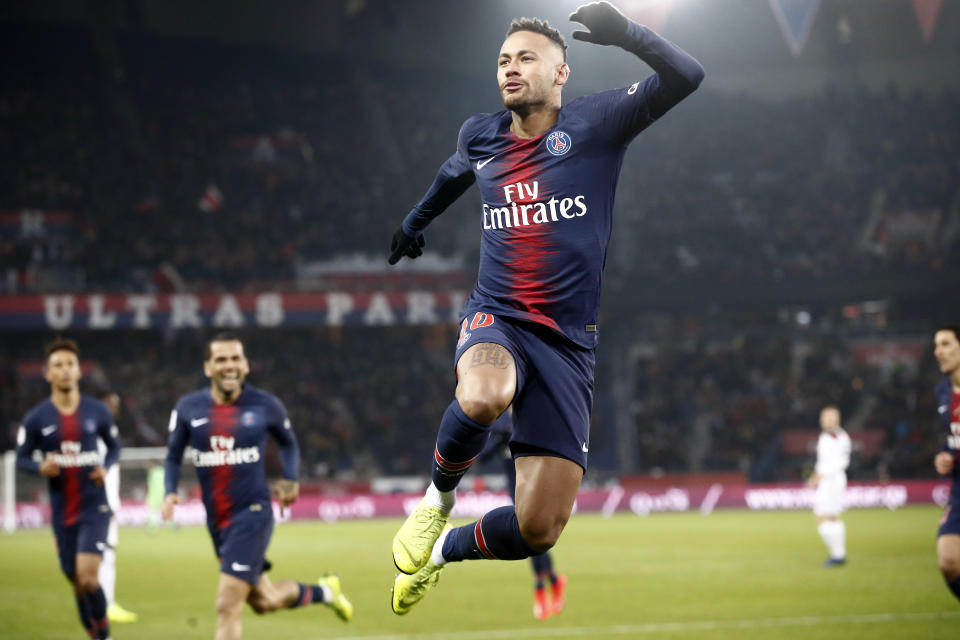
[106,602,139,623]
[392,498,449,574]
[391,560,445,615]
[318,574,353,622]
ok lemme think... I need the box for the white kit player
[806,405,851,567]
[97,391,138,623]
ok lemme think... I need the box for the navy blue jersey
[403,23,704,348]
[164,384,298,530]
[16,395,119,528]
[935,378,960,502]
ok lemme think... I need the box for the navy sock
[432,401,491,491]
[74,594,95,638]
[289,583,325,608]
[441,505,537,562]
[85,587,110,640]
[948,577,960,601]
[531,552,553,577]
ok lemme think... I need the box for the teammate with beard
[163,333,352,639]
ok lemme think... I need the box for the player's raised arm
[570,1,704,121]
[388,122,478,265]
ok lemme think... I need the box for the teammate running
[163,333,352,639]
[16,337,119,640]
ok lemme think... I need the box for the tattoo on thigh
[468,344,512,370]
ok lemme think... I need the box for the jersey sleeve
[97,402,121,468]
[401,117,479,236]
[266,396,299,482]
[163,402,190,495]
[582,22,704,145]
[15,412,40,474]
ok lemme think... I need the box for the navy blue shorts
[938,499,960,537]
[209,505,274,585]
[455,312,595,470]
[53,513,111,576]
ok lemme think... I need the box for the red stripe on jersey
[473,517,497,560]
[434,447,477,472]
[60,412,81,526]
[497,137,562,333]
[210,404,236,529]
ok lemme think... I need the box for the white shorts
[813,474,847,517]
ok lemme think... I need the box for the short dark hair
[936,325,960,342]
[506,18,567,61]
[205,332,244,360]
[44,336,79,361]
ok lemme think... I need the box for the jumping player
[15,337,119,640]
[805,405,851,567]
[162,333,352,639]
[933,325,960,602]
[387,1,704,614]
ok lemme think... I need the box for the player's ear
[203,360,212,379]
[555,62,570,87]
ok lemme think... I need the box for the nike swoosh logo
[476,156,495,170]
[190,417,209,428]
[41,425,58,436]
[581,442,589,453]
[939,405,949,414]
[231,562,251,572]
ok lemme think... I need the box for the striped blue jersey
[403,23,704,348]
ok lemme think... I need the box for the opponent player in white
[97,391,138,623]
[806,405,851,566]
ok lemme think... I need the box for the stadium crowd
[2,26,957,294]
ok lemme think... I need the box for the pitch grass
[0,506,957,639]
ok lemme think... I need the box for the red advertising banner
[4,480,951,529]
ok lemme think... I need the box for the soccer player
[933,324,960,602]
[480,411,566,620]
[387,1,703,614]
[15,337,119,640]
[805,405,851,567]
[162,333,353,640]
[96,390,139,623]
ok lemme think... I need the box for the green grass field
[1,506,958,639]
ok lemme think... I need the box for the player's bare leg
[216,573,252,640]
[74,553,111,639]
[247,572,352,621]
[937,534,960,601]
[392,342,516,574]
[514,456,582,552]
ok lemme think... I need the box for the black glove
[388,226,425,265]
[569,1,631,47]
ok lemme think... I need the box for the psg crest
[546,131,572,156]
[242,411,256,427]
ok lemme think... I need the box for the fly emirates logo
[53,441,100,468]
[191,435,261,467]
[482,181,587,231]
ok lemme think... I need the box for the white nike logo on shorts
[231,562,251,572]
[582,442,589,453]
[190,417,209,428]
[476,156,495,170]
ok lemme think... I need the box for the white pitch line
[327,611,960,640]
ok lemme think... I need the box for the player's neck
[951,369,960,392]
[50,388,80,414]
[211,386,241,405]
[509,105,560,139]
